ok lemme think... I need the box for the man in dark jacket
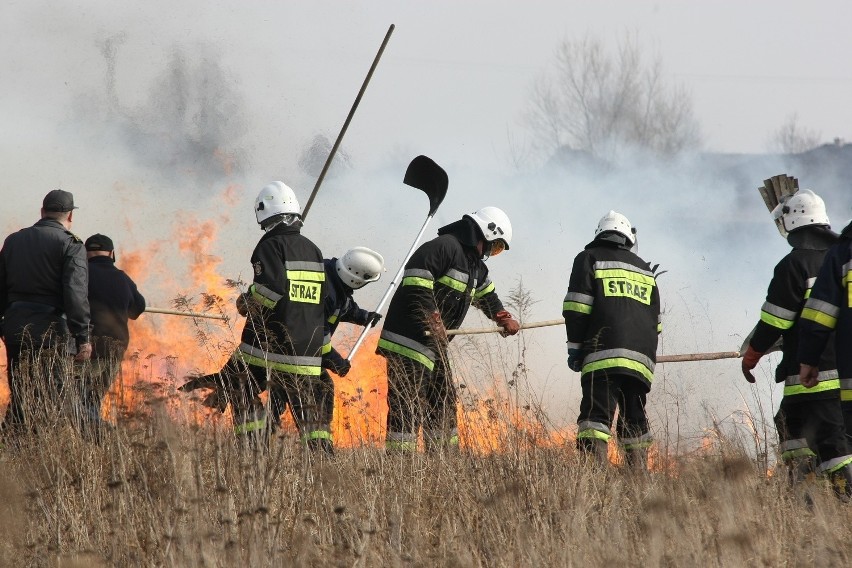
[0,189,91,438]
[799,217,852,450]
[563,210,661,468]
[377,207,520,452]
[82,233,145,432]
[742,189,852,495]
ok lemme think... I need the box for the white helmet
[255,181,301,226]
[595,210,636,245]
[466,206,512,256]
[771,189,829,235]
[336,247,384,289]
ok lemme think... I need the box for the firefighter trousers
[230,361,333,450]
[775,394,852,482]
[577,373,652,465]
[2,339,72,439]
[384,352,458,451]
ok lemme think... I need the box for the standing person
[377,207,520,452]
[741,190,852,494]
[563,211,661,468]
[197,181,328,450]
[0,189,91,438]
[82,233,146,434]
[799,216,852,462]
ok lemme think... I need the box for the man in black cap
[82,233,146,431]
[0,189,91,438]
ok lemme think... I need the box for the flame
[332,334,388,447]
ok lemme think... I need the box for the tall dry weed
[1,331,851,567]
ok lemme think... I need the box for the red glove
[741,345,764,384]
[494,310,520,337]
[426,311,447,343]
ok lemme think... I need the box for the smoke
[3,2,851,452]
[71,35,249,190]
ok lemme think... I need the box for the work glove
[799,363,820,389]
[567,348,584,372]
[236,293,250,317]
[494,310,520,337]
[741,345,764,383]
[74,342,92,362]
[367,311,382,328]
[426,311,447,343]
[323,349,352,377]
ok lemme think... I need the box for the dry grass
[2,378,852,568]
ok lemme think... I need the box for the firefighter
[563,211,661,469]
[0,189,91,439]
[799,215,852,455]
[376,207,521,452]
[82,233,146,436]
[741,189,852,495]
[220,181,328,449]
[267,246,384,453]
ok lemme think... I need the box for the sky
[2,1,851,447]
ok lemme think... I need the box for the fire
[332,333,388,447]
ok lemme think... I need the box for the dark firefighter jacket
[799,221,852,400]
[322,257,372,371]
[377,222,504,371]
[562,234,661,388]
[0,218,90,347]
[749,226,839,399]
[237,223,327,376]
[87,256,146,359]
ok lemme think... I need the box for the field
[2,362,852,568]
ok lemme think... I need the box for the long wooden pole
[301,24,395,220]
[430,318,741,362]
[439,319,564,336]
[144,307,228,321]
[657,351,740,363]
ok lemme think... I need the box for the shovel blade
[404,155,448,216]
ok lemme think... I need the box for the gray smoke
[70,35,248,191]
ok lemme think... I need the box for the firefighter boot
[624,447,649,473]
[577,437,609,465]
[306,437,334,456]
[786,456,816,508]
[830,463,852,503]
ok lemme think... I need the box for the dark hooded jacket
[237,222,327,376]
[750,225,839,399]
[322,257,373,370]
[377,218,504,371]
[799,222,852,394]
[562,232,661,388]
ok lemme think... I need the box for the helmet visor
[485,239,507,258]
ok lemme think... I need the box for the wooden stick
[657,351,740,363]
[436,319,564,336]
[144,307,228,321]
[432,319,741,362]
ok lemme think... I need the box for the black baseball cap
[85,234,114,252]
[42,189,77,212]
